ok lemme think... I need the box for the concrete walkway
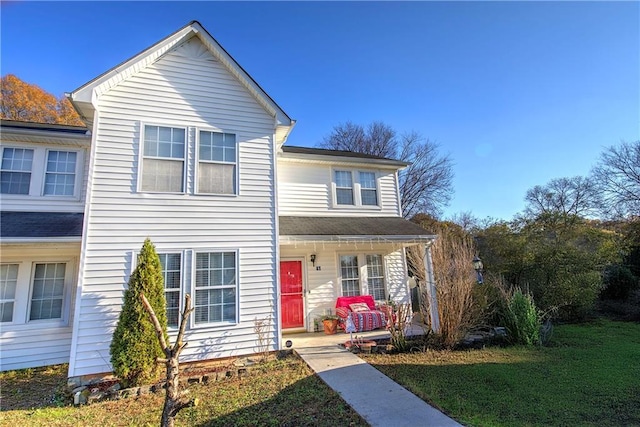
[295,342,462,427]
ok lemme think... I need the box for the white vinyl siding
[0,264,18,322]
[194,251,237,325]
[141,125,186,193]
[277,161,400,216]
[44,151,77,196]
[1,148,33,194]
[0,244,78,372]
[159,253,181,328]
[198,131,237,194]
[69,36,278,377]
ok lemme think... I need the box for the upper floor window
[359,171,378,206]
[198,131,237,194]
[44,151,77,196]
[335,171,354,205]
[1,148,33,194]
[158,253,181,328]
[141,125,185,193]
[333,169,379,208]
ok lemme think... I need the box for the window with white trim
[0,264,18,322]
[30,263,65,321]
[340,255,360,296]
[333,169,380,207]
[44,150,77,196]
[158,253,181,328]
[359,171,378,206]
[339,254,387,299]
[194,252,237,324]
[334,171,354,205]
[366,254,386,301]
[1,148,33,194]
[141,125,186,192]
[198,131,237,194]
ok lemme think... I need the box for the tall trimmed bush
[110,238,168,387]
[501,288,541,346]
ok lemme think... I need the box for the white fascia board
[1,128,91,147]
[279,235,436,246]
[1,237,82,244]
[278,153,408,170]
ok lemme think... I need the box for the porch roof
[279,216,436,245]
[0,212,84,241]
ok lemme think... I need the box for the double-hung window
[335,171,354,205]
[340,255,360,296]
[0,264,18,322]
[359,172,378,206]
[1,148,33,194]
[158,253,182,328]
[141,125,186,192]
[44,150,77,196]
[333,169,379,207]
[198,131,237,194]
[194,252,237,324]
[339,254,386,299]
[366,254,386,301]
[30,263,66,321]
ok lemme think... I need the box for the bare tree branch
[320,121,454,217]
[591,140,640,218]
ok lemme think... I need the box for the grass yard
[363,319,640,427]
[0,355,366,427]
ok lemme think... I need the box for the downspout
[272,120,282,353]
[423,242,440,333]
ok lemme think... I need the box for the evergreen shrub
[110,238,168,387]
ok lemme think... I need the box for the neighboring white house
[0,21,436,380]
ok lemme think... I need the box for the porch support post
[423,243,440,333]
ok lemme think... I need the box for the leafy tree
[110,238,168,387]
[1,74,83,125]
[524,176,600,225]
[591,140,640,218]
[321,121,454,218]
[475,215,623,320]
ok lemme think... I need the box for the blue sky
[2,1,638,221]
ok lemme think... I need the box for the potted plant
[320,314,339,335]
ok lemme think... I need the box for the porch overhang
[279,216,436,246]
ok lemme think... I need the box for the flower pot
[322,319,338,335]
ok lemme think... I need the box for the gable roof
[279,216,435,244]
[1,212,84,241]
[68,20,294,146]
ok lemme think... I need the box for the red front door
[280,260,304,329]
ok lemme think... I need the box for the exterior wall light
[310,254,316,266]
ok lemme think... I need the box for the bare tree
[321,121,453,218]
[141,293,196,427]
[524,176,600,223]
[591,140,640,218]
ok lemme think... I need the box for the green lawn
[0,356,366,427]
[363,320,640,427]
